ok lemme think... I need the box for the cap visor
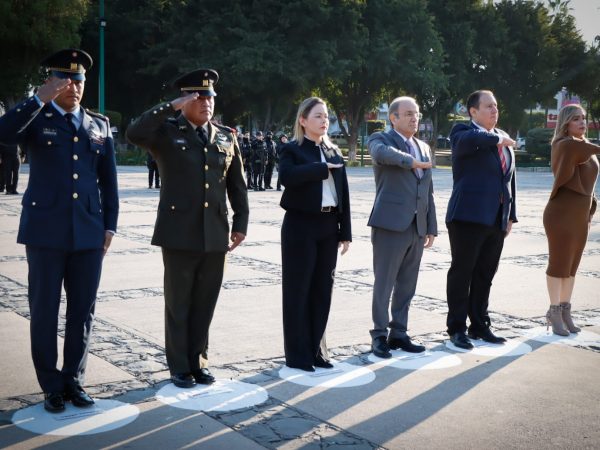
[51,71,85,81]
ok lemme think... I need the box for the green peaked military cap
[173,69,219,96]
[41,48,93,81]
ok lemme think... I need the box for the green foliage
[526,128,555,159]
[116,145,146,165]
[366,120,386,135]
[519,111,546,134]
[0,0,596,146]
[0,0,89,106]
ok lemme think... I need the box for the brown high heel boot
[560,303,581,333]
[546,305,569,336]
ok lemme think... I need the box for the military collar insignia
[45,112,53,118]
[215,132,229,145]
[179,125,187,131]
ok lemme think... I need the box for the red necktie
[498,146,507,174]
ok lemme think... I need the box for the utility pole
[99,0,106,114]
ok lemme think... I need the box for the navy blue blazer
[0,97,119,250]
[446,122,517,231]
[279,138,352,242]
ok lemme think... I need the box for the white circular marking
[523,327,600,347]
[445,338,532,356]
[156,379,268,412]
[278,361,375,388]
[368,350,462,370]
[12,399,139,436]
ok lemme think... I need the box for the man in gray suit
[367,96,437,358]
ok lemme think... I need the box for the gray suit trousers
[370,222,424,339]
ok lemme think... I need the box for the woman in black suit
[279,97,352,372]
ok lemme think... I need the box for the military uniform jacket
[126,102,249,252]
[251,140,267,166]
[0,97,119,251]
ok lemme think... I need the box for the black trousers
[252,164,264,189]
[245,164,253,188]
[264,162,275,187]
[276,164,282,190]
[148,166,160,188]
[3,153,19,193]
[281,210,339,367]
[446,218,505,335]
[26,246,103,393]
[162,248,226,374]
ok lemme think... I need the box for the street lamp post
[99,0,106,114]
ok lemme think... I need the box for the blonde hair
[293,97,340,156]
[552,104,586,144]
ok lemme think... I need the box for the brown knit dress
[543,137,600,277]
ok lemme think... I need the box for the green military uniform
[126,79,248,377]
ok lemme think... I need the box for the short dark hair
[466,90,494,117]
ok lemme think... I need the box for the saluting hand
[228,232,246,252]
[36,78,72,104]
[171,93,199,111]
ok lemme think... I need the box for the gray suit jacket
[367,129,437,237]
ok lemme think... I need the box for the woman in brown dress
[543,104,599,335]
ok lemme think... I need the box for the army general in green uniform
[126,69,249,388]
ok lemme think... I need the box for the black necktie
[197,126,207,145]
[65,113,77,134]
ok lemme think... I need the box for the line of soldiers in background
[239,131,288,191]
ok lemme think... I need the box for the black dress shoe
[64,384,94,407]
[192,368,216,385]
[286,363,315,372]
[44,392,66,413]
[468,328,506,344]
[388,336,426,353]
[372,336,392,358]
[314,356,334,369]
[450,332,474,350]
[171,373,196,388]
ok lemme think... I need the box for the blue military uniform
[0,49,118,403]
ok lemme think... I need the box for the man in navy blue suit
[0,49,119,412]
[445,90,516,349]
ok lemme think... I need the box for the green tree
[320,0,446,160]
[0,0,89,108]
[138,0,334,131]
[427,0,483,142]
[80,0,175,130]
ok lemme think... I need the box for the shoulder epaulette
[86,109,109,122]
[212,122,236,134]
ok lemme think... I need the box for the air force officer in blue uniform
[0,49,119,412]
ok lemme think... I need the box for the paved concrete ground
[0,165,599,449]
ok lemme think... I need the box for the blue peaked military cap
[41,48,93,81]
[173,69,219,96]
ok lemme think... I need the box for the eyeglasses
[395,111,423,119]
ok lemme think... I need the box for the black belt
[321,206,338,213]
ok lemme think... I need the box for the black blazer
[279,138,351,242]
